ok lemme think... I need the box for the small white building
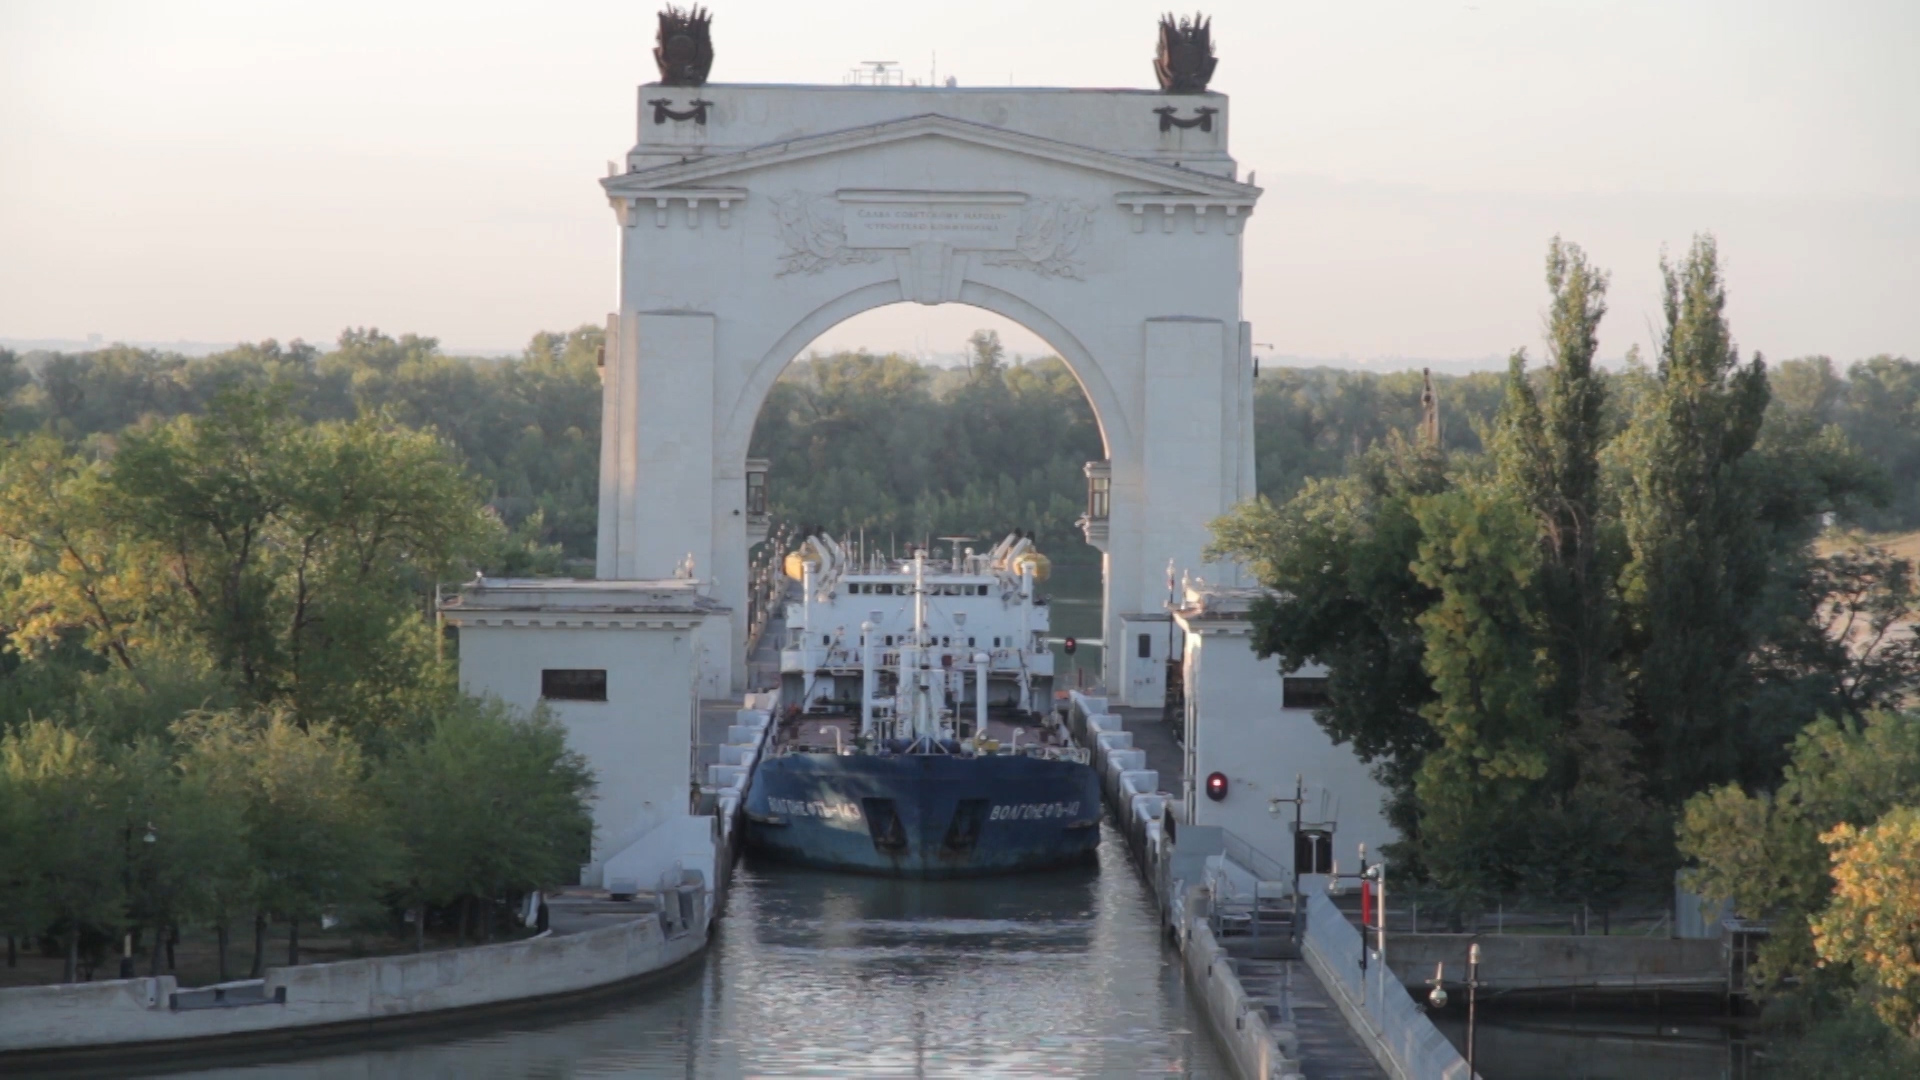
[439,578,728,891]
[1174,582,1395,876]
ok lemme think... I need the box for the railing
[1304,891,1475,1080]
[1223,829,1290,886]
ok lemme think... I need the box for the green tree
[116,737,250,976]
[1614,235,1776,801]
[0,720,125,982]
[1404,483,1552,905]
[108,388,492,737]
[0,434,164,672]
[375,696,593,949]
[1207,435,1448,840]
[178,710,391,973]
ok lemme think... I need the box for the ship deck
[773,711,1068,754]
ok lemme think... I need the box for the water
[1430,1011,1760,1080]
[161,823,1228,1079]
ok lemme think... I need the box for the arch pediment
[602,113,1262,204]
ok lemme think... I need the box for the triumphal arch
[595,17,1262,702]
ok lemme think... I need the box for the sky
[2,0,1916,366]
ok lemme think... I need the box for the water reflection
[164,823,1226,1079]
[1431,1010,1760,1080]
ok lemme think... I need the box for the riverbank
[0,891,710,1070]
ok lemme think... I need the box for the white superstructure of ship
[779,531,1056,742]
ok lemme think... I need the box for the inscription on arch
[771,190,1095,279]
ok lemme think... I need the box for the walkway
[1108,703,1387,1078]
[1237,956,1387,1079]
[1114,705,1184,797]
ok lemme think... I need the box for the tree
[1404,483,1552,905]
[108,387,492,738]
[177,710,391,972]
[1208,435,1449,841]
[0,720,125,982]
[1813,806,1920,1039]
[1493,238,1615,718]
[375,697,593,948]
[1615,235,1776,802]
[0,434,164,673]
[116,737,250,976]
[1679,710,1920,993]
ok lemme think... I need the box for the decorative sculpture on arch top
[655,5,714,86]
[1154,12,1218,93]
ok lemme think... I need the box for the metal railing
[1304,891,1475,1080]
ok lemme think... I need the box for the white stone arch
[718,281,1131,473]
[593,85,1262,700]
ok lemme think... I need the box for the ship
[742,532,1101,877]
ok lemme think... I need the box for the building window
[1283,676,1331,710]
[744,461,768,515]
[1087,473,1110,520]
[542,669,607,702]
[1137,633,1152,659]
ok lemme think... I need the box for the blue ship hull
[743,752,1102,878]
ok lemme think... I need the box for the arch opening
[743,299,1107,568]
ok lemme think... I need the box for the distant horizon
[0,331,1665,377]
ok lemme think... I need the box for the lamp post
[1466,940,1481,1075]
[1267,773,1306,945]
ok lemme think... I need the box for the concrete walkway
[1108,702,1387,1079]
[1113,705,1184,797]
[1236,956,1388,1079]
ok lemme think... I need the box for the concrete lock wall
[1385,934,1725,993]
[0,909,707,1057]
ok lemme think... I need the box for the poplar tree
[1616,235,1773,801]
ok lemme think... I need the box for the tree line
[0,391,591,983]
[1210,234,1920,1070]
[7,324,1915,571]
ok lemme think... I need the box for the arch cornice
[717,280,1133,471]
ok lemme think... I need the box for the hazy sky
[3,0,1915,365]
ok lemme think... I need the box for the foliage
[1405,483,1552,904]
[1814,806,1920,1038]
[374,697,593,942]
[0,720,126,980]
[178,710,393,930]
[749,334,1105,559]
[1679,711,1920,992]
[1215,234,1903,920]
[1206,435,1447,839]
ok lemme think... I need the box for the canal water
[164,822,1228,1079]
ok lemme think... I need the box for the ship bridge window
[541,669,607,702]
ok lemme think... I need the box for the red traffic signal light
[1205,771,1228,801]
[1063,636,1077,655]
